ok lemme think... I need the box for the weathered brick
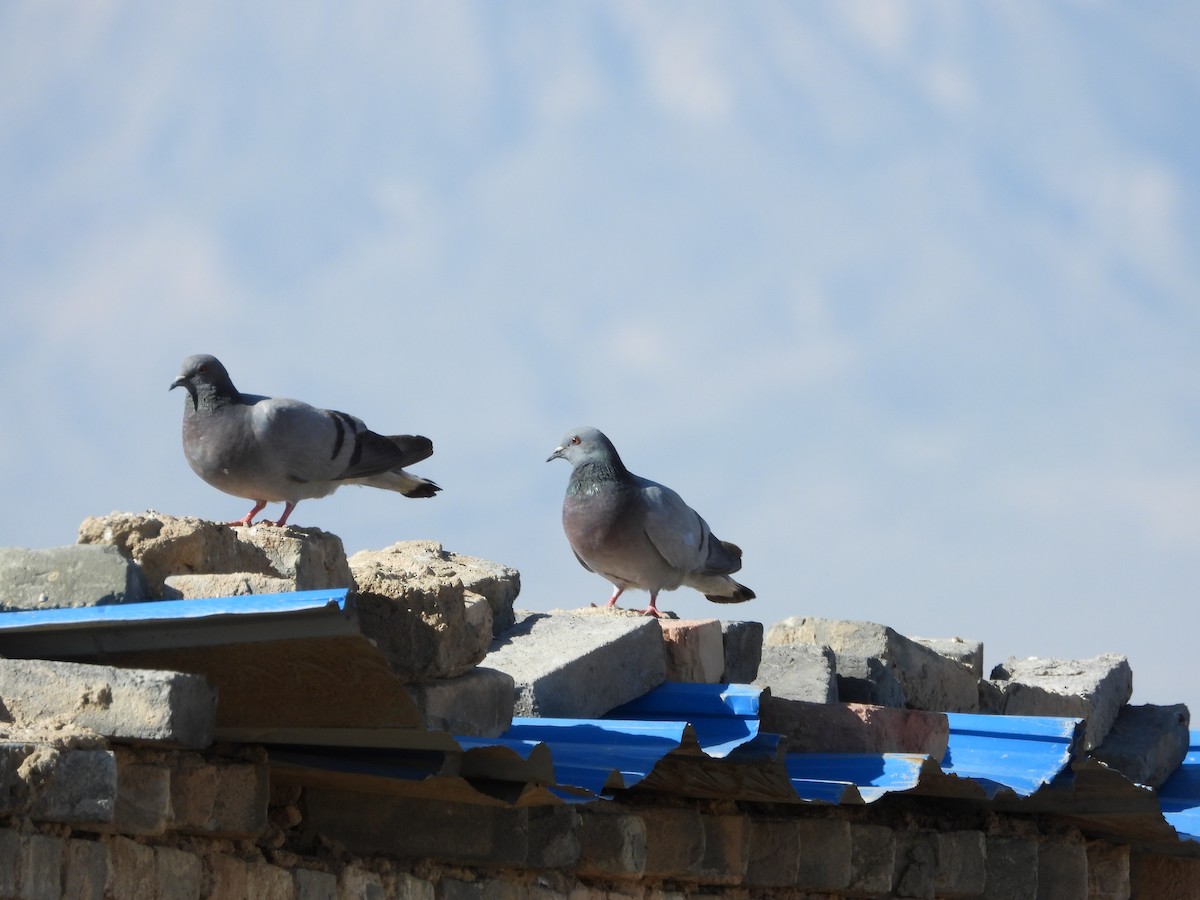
[155,845,203,900]
[893,830,938,898]
[0,830,18,896]
[389,871,436,900]
[293,868,338,900]
[745,819,801,887]
[170,754,269,837]
[109,760,172,835]
[339,865,386,899]
[246,860,295,899]
[18,833,64,900]
[761,696,949,756]
[983,835,1039,899]
[720,620,762,683]
[404,666,515,737]
[1130,853,1200,900]
[848,823,895,895]
[794,818,852,892]
[578,807,646,878]
[754,643,838,704]
[641,807,706,878]
[659,619,725,683]
[209,854,250,900]
[63,838,108,900]
[936,830,987,898]
[1086,841,1130,900]
[28,748,118,826]
[107,836,157,900]
[1038,841,1088,900]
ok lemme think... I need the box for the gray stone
[154,846,203,900]
[1090,703,1190,788]
[911,636,984,679]
[640,807,705,879]
[745,819,801,887]
[1037,841,1088,900]
[18,833,64,900]
[578,807,646,879]
[486,610,667,718]
[0,545,149,610]
[63,839,108,900]
[107,760,171,835]
[0,830,17,896]
[793,819,852,891]
[754,643,837,704]
[405,667,515,738]
[1086,841,1130,900]
[892,830,938,898]
[848,824,895,895]
[27,749,118,825]
[992,654,1133,750]
[834,653,907,707]
[0,658,217,749]
[162,572,296,599]
[983,836,1039,900]
[767,617,980,712]
[720,620,762,683]
[293,868,338,900]
[935,831,987,898]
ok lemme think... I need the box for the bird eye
[571,435,581,445]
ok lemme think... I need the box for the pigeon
[547,426,754,617]
[170,354,440,527]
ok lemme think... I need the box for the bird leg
[229,500,267,527]
[638,593,664,618]
[263,501,297,528]
[604,587,625,610]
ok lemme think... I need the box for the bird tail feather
[349,469,442,498]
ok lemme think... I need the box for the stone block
[1130,853,1200,900]
[794,819,852,891]
[719,620,762,682]
[486,610,667,718]
[993,655,1133,750]
[760,696,949,756]
[1037,841,1088,900]
[163,572,296,599]
[578,807,646,879]
[78,511,353,597]
[0,658,217,749]
[659,619,725,683]
[106,836,157,900]
[169,754,269,837]
[1086,841,1130,900]
[245,860,296,900]
[18,833,64,900]
[1089,703,1190,787]
[0,544,149,609]
[745,819,801,887]
[525,805,583,869]
[912,636,984,678]
[390,872,436,900]
[109,759,172,835]
[405,667,515,737]
[834,653,907,707]
[641,807,705,878]
[294,868,338,900]
[63,838,108,900]
[768,617,980,712]
[892,830,938,898]
[754,643,837,704]
[27,748,118,826]
[694,812,749,885]
[0,830,16,896]
[848,824,895,895]
[936,831,987,898]
[155,845,203,900]
[982,835,1039,900]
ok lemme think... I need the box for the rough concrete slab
[760,696,950,756]
[768,617,980,712]
[992,654,1133,750]
[162,573,296,599]
[486,610,667,718]
[659,619,724,683]
[719,620,762,683]
[832,653,906,708]
[1089,703,1190,788]
[911,636,984,679]
[23,748,118,825]
[0,658,216,749]
[0,545,149,610]
[754,643,837,704]
[405,667,515,738]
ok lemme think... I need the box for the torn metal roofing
[1159,729,1200,843]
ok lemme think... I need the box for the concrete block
[1089,703,1190,787]
[390,872,436,900]
[209,854,250,900]
[63,839,108,900]
[486,610,667,717]
[0,830,17,896]
[912,636,984,678]
[1086,841,1130,900]
[848,824,895,895]
[106,836,157,900]
[892,830,938,898]
[719,620,762,683]
[992,654,1132,750]
[163,572,296,599]
[982,835,1039,900]
[0,544,149,610]
[169,754,269,837]
[694,812,749,885]
[246,860,296,900]
[794,819,852,891]
[768,617,980,712]
[936,831,987,898]
[18,833,64,900]
[760,696,950,757]
[109,760,172,835]
[525,805,583,869]
[28,748,118,826]
[754,643,837,704]
[835,653,908,707]
[578,807,646,879]
[1130,853,1200,900]
[1038,841,1088,900]
[294,868,338,900]
[0,657,217,749]
[155,845,203,900]
[405,667,515,738]
[745,819,801,887]
[641,807,705,878]
[659,619,725,683]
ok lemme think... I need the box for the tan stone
[760,695,950,756]
[658,619,724,683]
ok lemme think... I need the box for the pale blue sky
[2,3,1198,712]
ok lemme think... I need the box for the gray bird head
[547,426,623,468]
[170,354,238,412]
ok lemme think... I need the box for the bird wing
[638,479,711,577]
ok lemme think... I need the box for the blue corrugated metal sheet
[941,712,1084,798]
[1159,729,1200,843]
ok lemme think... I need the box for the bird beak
[546,445,566,463]
[170,376,198,411]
